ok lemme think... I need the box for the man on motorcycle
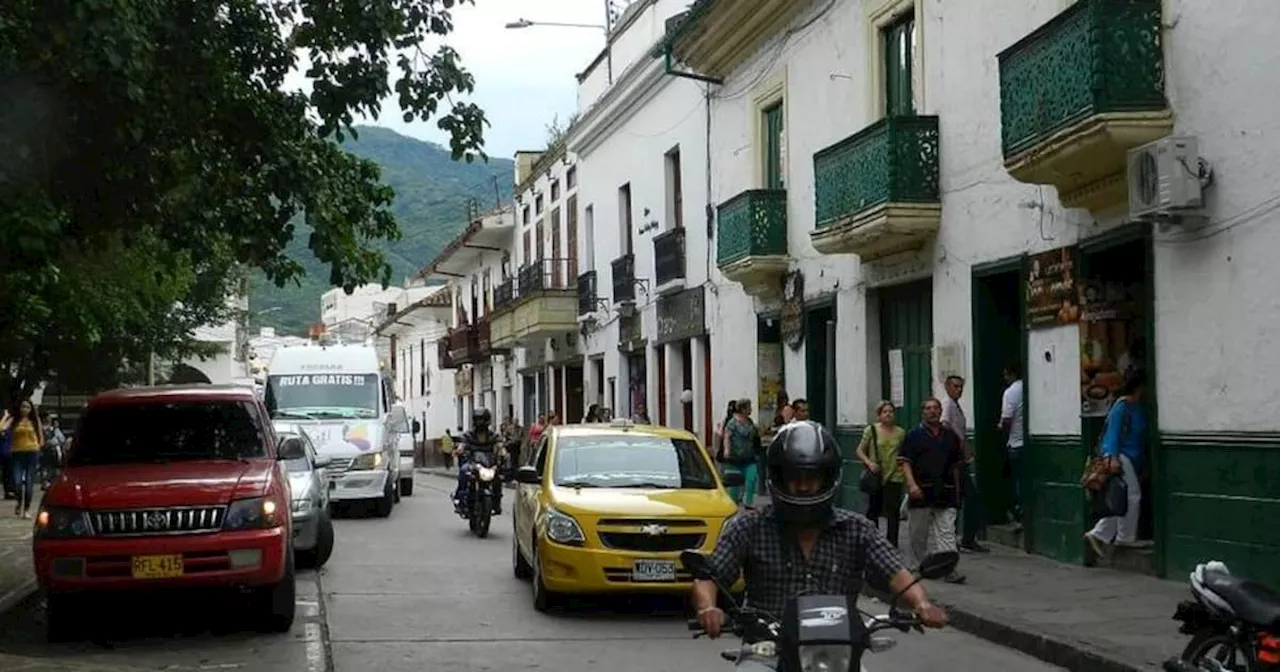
[453,407,503,515]
[693,420,949,638]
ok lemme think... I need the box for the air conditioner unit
[1127,136,1204,220]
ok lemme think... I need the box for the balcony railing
[611,254,636,303]
[716,189,787,266]
[577,270,599,315]
[998,0,1166,158]
[653,227,686,287]
[814,116,940,229]
[448,323,483,364]
[515,257,577,296]
[436,337,454,370]
[494,278,515,311]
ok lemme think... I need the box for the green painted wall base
[1026,434,1085,563]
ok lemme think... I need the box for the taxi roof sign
[609,417,634,430]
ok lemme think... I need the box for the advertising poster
[1078,278,1145,417]
[1027,246,1081,328]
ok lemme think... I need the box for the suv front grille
[92,506,226,536]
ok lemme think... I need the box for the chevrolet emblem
[639,523,667,536]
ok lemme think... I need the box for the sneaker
[960,540,990,553]
[1084,532,1111,559]
[943,571,967,584]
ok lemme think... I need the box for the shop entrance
[1079,232,1156,570]
[804,303,836,426]
[972,264,1023,530]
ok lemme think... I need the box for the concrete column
[618,353,630,416]
[664,341,685,430]
[691,336,709,444]
[645,346,660,423]
[583,355,597,411]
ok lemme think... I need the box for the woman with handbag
[856,400,906,546]
[1083,369,1149,558]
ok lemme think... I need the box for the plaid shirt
[706,505,907,617]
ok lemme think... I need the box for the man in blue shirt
[1085,370,1148,556]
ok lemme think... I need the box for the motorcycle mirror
[679,550,714,580]
[918,551,960,580]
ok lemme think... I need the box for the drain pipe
[664,49,723,86]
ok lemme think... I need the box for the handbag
[1081,401,1131,492]
[859,425,882,495]
[1090,472,1129,521]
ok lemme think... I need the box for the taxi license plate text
[632,559,676,582]
[131,554,184,579]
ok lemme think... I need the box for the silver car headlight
[798,644,853,672]
[291,499,311,513]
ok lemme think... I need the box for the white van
[264,344,412,517]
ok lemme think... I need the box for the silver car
[275,424,335,568]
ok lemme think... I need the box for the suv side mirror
[278,438,307,461]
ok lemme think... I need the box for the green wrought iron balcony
[997,0,1172,213]
[810,116,941,262]
[715,189,790,299]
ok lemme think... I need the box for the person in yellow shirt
[1,399,44,518]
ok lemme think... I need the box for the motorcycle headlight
[543,507,585,545]
[352,452,384,470]
[798,644,853,672]
[478,466,497,482]
[223,497,286,530]
[35,506,94,539]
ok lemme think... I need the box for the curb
[862,584,1147,672]
[0,577,37,617]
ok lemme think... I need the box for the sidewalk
[881,542,1188,672]
[0,502,37,616]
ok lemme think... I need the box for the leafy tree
[0,0,489,402]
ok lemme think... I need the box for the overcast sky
[369,0,610,158]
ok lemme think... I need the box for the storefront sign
[757,342,783,422]
[1026,246,1080,328]
[656,287,705,344]
[1078,278,1143,417]
[780,271,805,351]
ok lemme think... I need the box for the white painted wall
[656,0,1280,436]
[578,0,701,110]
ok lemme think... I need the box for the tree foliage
[0,0,489,401]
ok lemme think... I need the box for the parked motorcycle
[456,449,502,538]
[680,548,960,671]
[1163,561,1280,672]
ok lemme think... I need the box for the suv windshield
[68,401,267,466]
[552,434,717,489]
[265,373,379,419]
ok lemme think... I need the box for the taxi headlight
[798,644,853,672]
[352,452,383,470]
[544,507,585,545]
[35,506,94,539]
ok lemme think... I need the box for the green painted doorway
[879,279,933,427]
[804,303,836,426]
[971,265,1023,530]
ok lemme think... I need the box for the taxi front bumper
[537,538,745,595]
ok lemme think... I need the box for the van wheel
[255,548,296,633]
[373,481,394,518]
[299,515,335,569]
[46,594,85,643]
[400,477,414,497]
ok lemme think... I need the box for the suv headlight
[35,506,94,539]
[352,452,384,471]
[544,507,585,545]
[223,497,285,530]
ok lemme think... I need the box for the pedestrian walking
[898,398,966,584]
[999,360,1025,529]
[941,376,988,553]
[1084,369,1149,559]
[2,399,43,518]
[719,399,760,507]
[856,400,906,547]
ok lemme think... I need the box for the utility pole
[492,175,502,208]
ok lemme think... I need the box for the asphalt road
[0,473,1065,671]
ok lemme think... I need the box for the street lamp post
[504,8,614,84]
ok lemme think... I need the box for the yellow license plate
[131,554,184,579]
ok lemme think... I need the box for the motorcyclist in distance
[692,420,949,638]
[453,407,502,514]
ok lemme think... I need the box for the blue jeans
[9,451,38,510]
[455,460,471,500]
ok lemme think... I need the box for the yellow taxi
[511,419,744,611]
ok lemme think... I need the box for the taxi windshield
[552,434,717,489]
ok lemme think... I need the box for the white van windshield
[266,373,380,419]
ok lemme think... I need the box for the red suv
[33,385,296,640]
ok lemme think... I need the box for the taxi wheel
[513,525,533,580]
[531,540,562,613]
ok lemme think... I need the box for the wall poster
[1078,278,1145,417]
[1026,246,1081,328]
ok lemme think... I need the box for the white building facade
[646,0,1280,582]
[374,286,456,441]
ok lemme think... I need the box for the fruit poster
[1026,246,1081,328]
[1078,278,1144,417]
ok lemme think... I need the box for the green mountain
[249,125,515,335]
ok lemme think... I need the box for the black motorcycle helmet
[472,407,492,432]
[765,420,843,527]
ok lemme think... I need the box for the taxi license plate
[632,559,676,582]
[131,554,184,579]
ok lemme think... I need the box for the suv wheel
[46,594,85,643]
[256,547,297,633]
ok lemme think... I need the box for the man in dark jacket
[898,398,966,584]
[454,407,501,514]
